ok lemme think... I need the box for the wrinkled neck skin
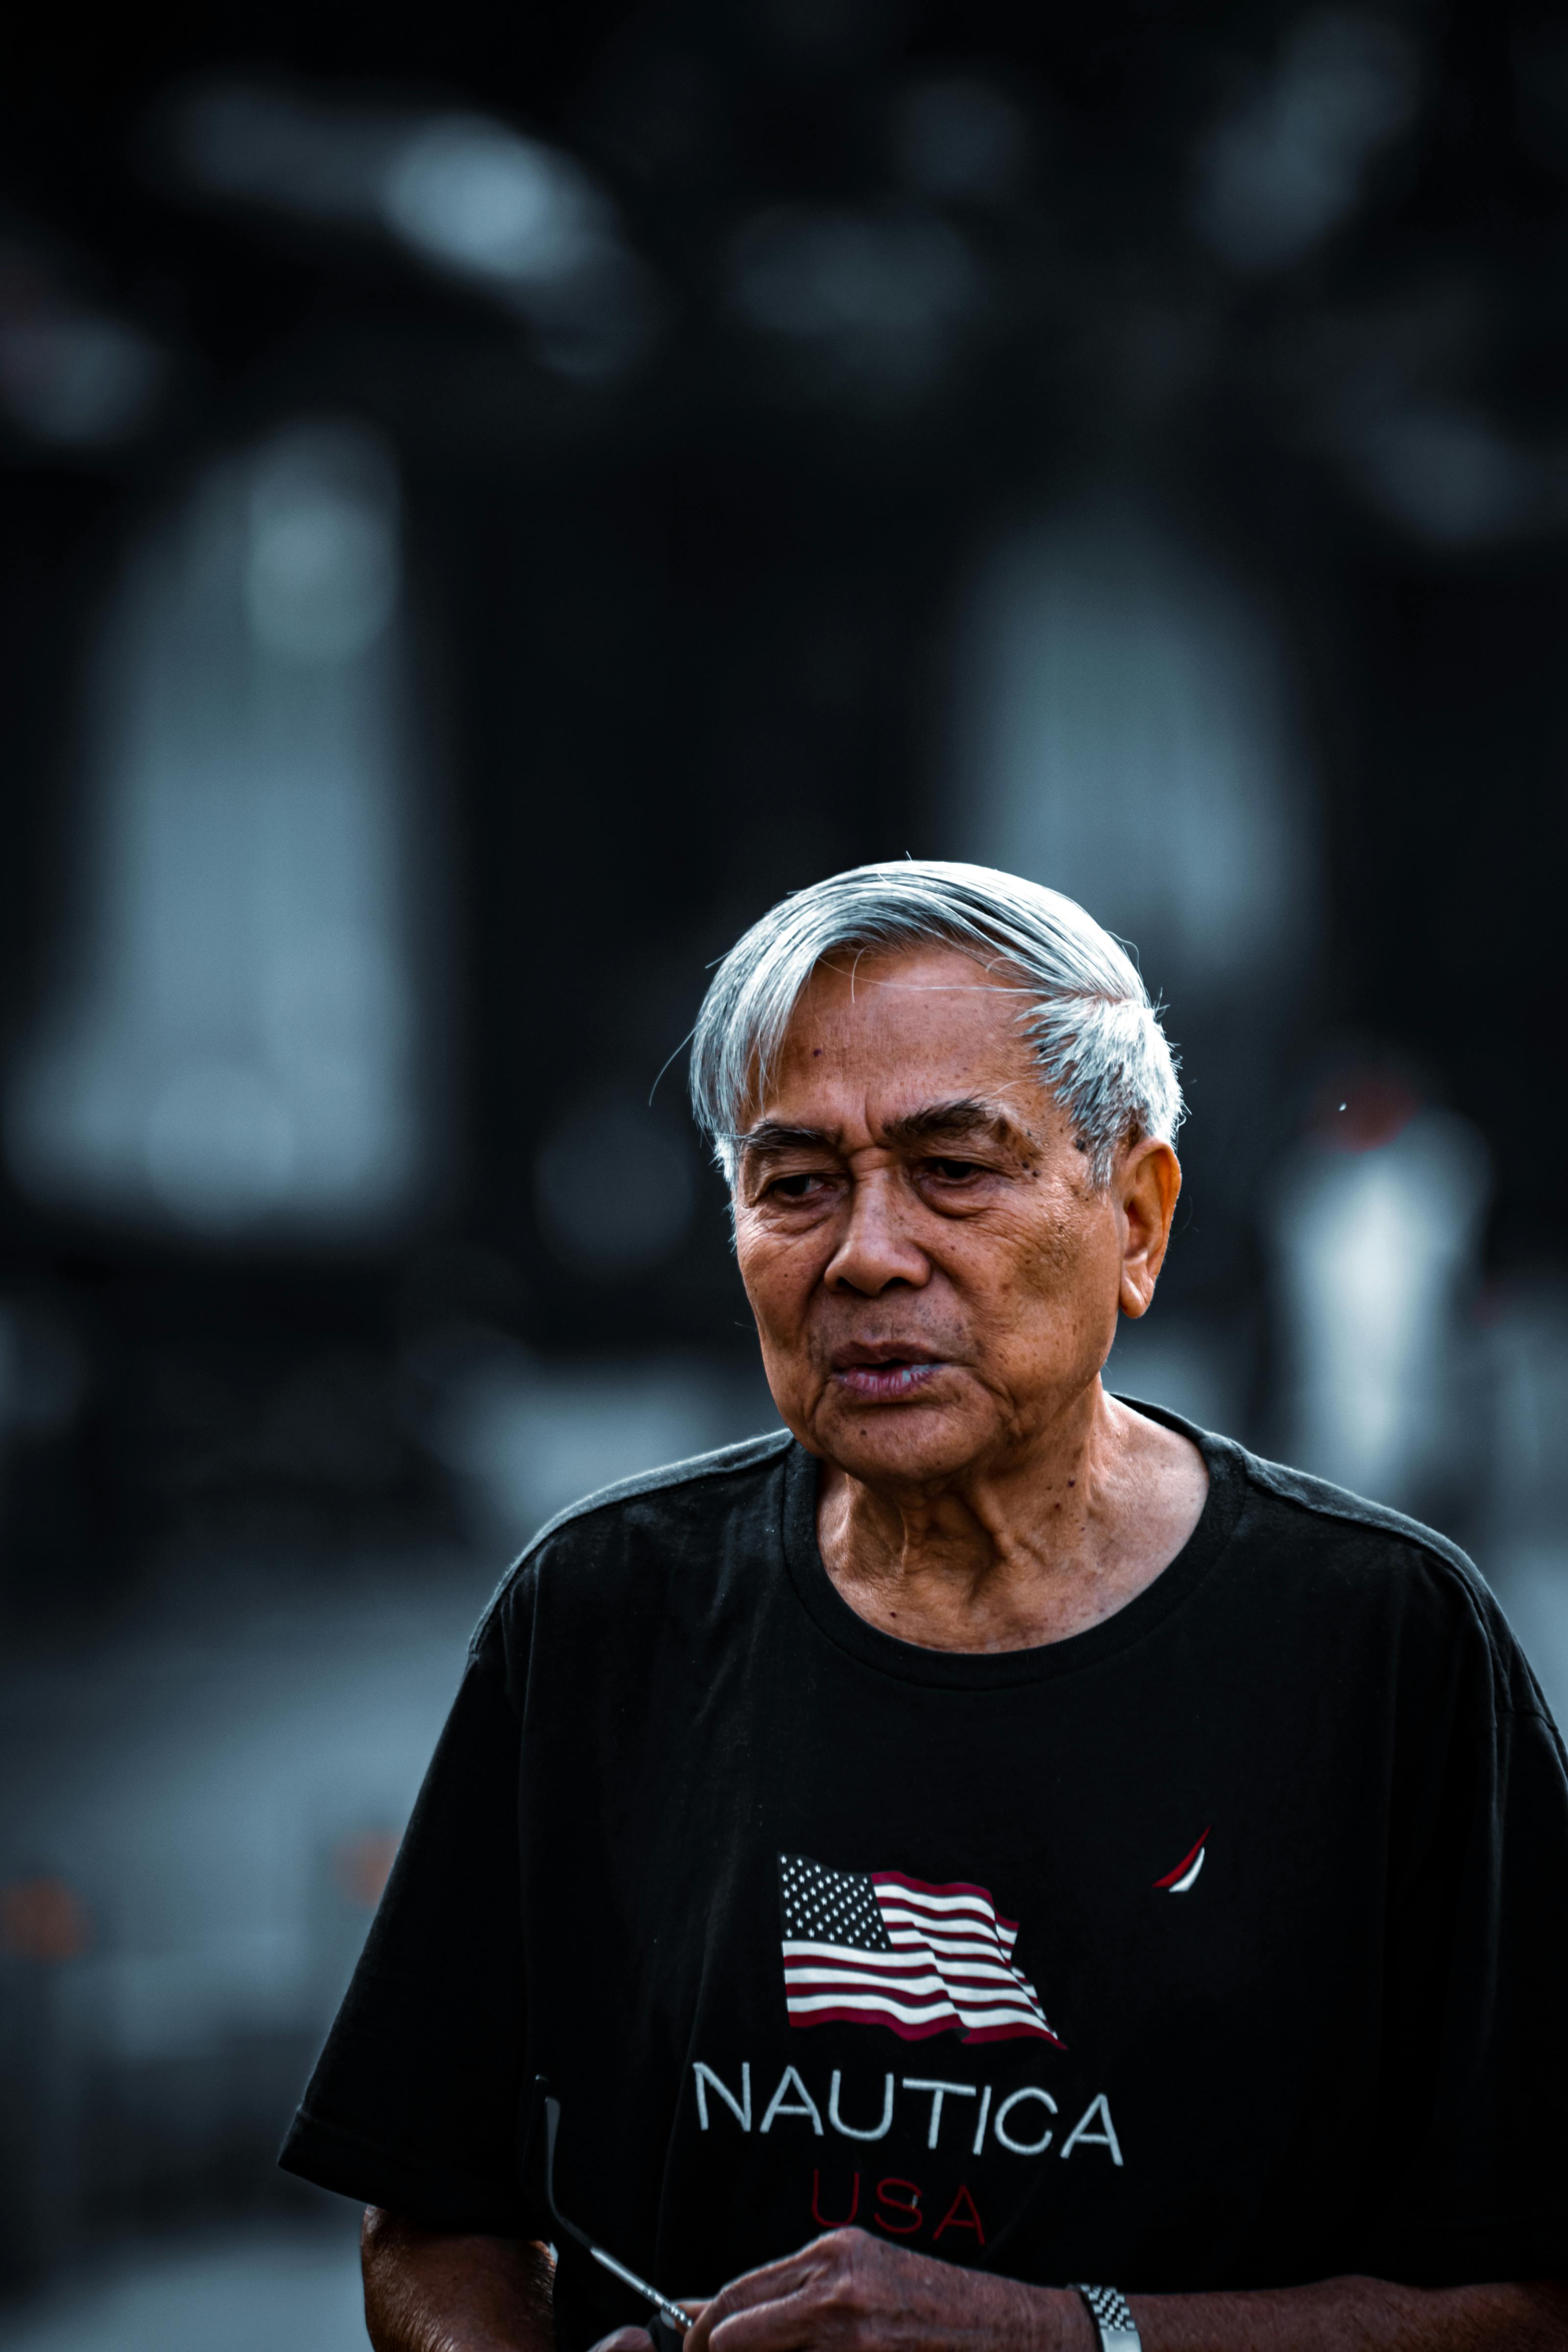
[815,1373,1200,1654]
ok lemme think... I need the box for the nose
[823,1167,931,1296]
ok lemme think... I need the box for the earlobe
[1118,1140,1180,1318]
[1119,1267,1153,1319]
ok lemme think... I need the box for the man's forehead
[792,942,1023,1017]
[777,954,1035,1074]
[736,947,1054,1147]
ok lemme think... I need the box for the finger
[709,2278,847,2352]
[588,2329,653,2352]
[706,2233,954,2352]
[716,2242,1024,2352]
[682,2242,842,2352]
[710,2239,843,2317]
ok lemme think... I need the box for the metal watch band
[1071,2283,1142,2352]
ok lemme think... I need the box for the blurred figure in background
[1270,1073,1492,1528]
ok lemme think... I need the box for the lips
[828,1344,949,1403]
[829,1342,943,1370]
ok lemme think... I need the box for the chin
[812,1400,988,1489]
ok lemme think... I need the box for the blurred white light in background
[175,82,404,217]
[729,206,980,386]
[1487,1282,1568,1546]
[419,1334,775,1538]
[1271,1099,1490,1509]
[891,77,1029,201]
[4,418,441,1238]
[170,82,655,377]
[383,117,613,291]
[0,241,168,470]
[245,434,399,662]
[534,1088,695,1276]
[1103,1316,1240,1437]
[949,498,1315,995]
[1336,402,1552,546]
[1483,1283,1568,1727]
[1195,10,1419,272]
[143,1060,298,1225]
[0,308,169,449]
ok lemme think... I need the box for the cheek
[734,1222,812,1326]
[968,1200,1109,1325]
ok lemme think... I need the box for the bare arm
[681,2229,1568,2352]
[1131,2275,1568,2349]
[361,2208,556,2352]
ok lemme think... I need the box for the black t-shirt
[280,1406,1568,2341]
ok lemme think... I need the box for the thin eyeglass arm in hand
[539,2091,693,2343]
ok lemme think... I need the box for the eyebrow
[883,1099,1030,1152]
[733,1098,1032,1163]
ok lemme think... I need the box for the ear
[1116,1136,1181,1319]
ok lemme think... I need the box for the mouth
[828,1343,951,1404]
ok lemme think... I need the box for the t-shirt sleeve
[1368,1589,1568,2286]
[278,1615,530,2234]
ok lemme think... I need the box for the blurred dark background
[2,0,1568,2342]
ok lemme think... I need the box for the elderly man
[281,863,1568,2351]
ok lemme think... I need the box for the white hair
[689,859,1183,1188]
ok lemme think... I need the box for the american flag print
[778,1853,1064,2046]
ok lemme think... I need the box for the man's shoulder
[469,1426,794,1653]
[1221,1432,1546,1717]
[1131,1397,1484,1592]
[1230,1439,1478,1580]
[512,1423,794,1556]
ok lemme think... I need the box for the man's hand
[672,2228,1084,2352]
[606,2236,1568,2352]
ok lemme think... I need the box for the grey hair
[689,859,1183,1188]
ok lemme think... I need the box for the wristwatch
[1071,2283,1142,2352]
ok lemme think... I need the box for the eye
[768,1171,830,1200]
[925,1156,986,1183]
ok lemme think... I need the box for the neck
[815,1382,1207,1654]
